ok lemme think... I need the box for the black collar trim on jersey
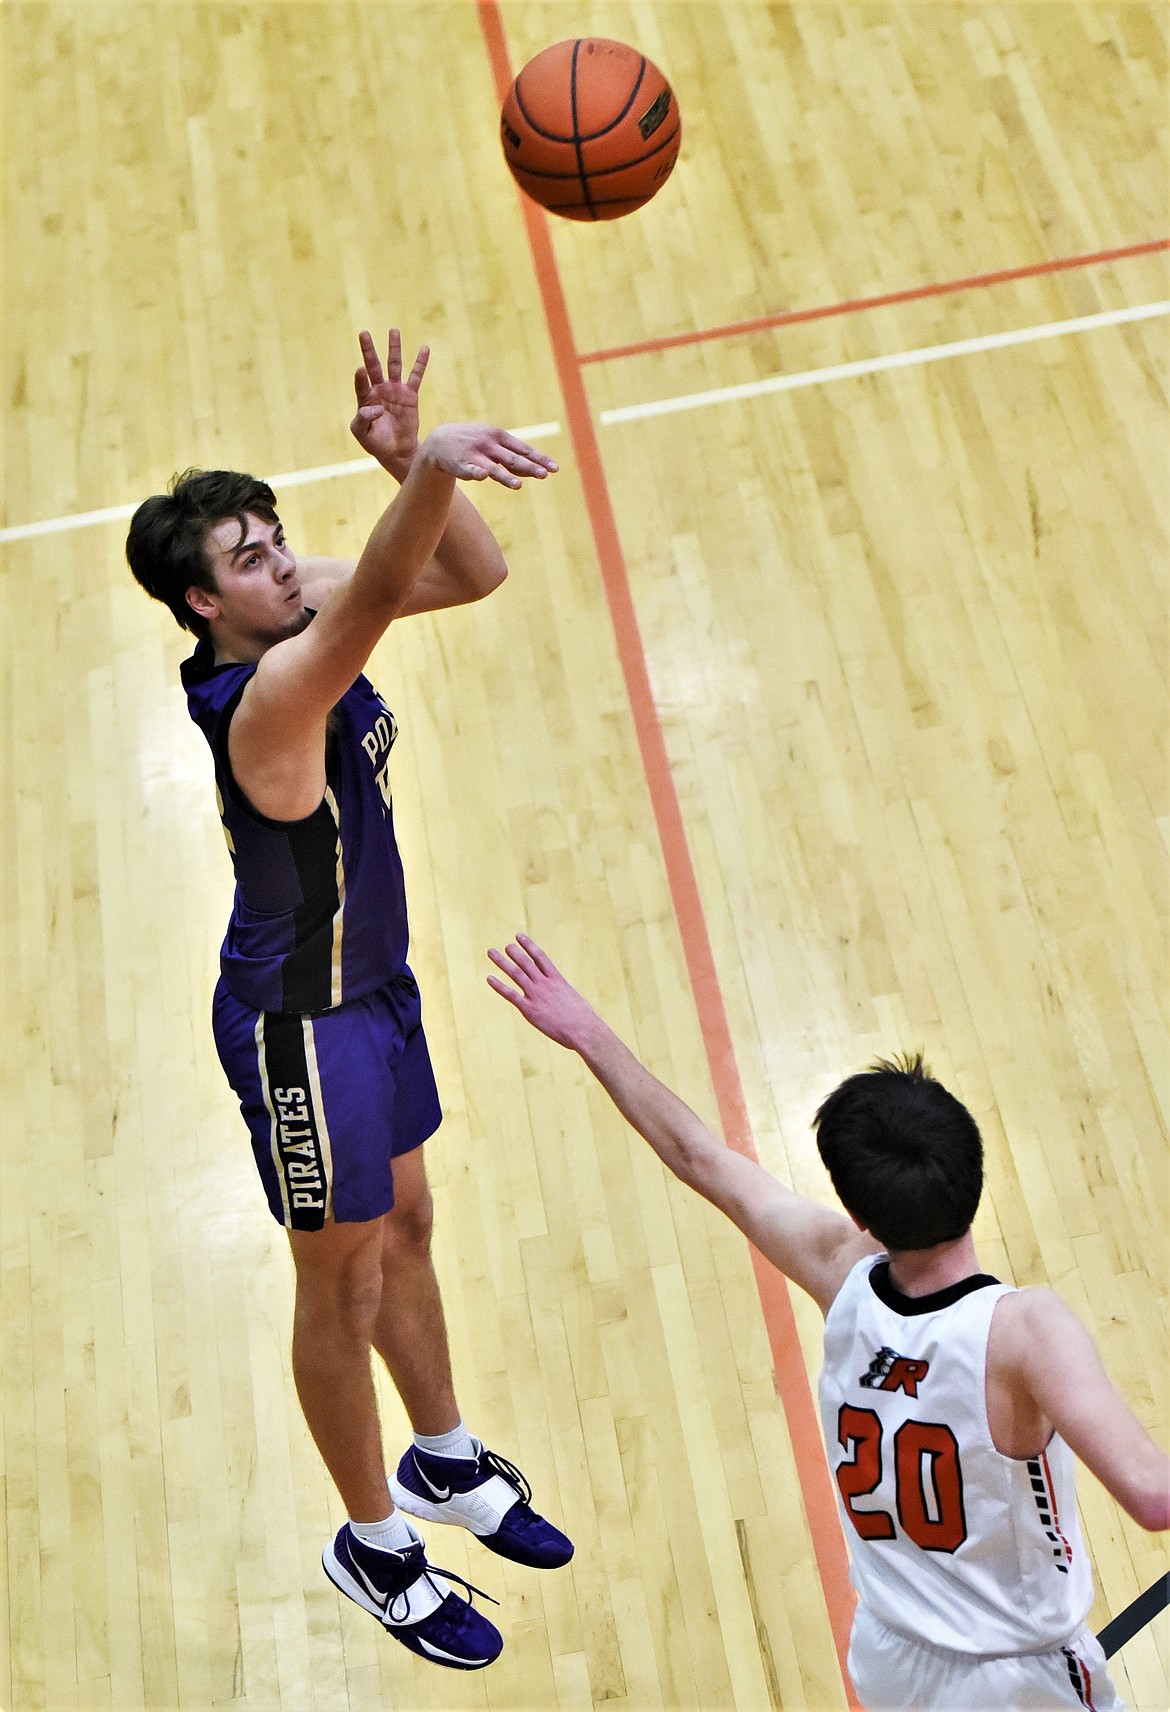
[867,1259,1002,1316]
[180,636,232,686]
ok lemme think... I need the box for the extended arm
[323,327,527,616]
[488,935,878,1313]
[990,1290,1169,1531]
[297,481,509,617]
[232,422,554,818]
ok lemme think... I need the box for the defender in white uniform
[486,933,1170,1710]
[821,1258,1109,1708]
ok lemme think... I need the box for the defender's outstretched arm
[488,934,878,1314]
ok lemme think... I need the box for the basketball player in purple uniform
[488,934,1169,1709]
[126,332,572,1672]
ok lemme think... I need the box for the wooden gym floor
[2,2,1167,1707]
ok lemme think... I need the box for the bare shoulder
[986,1287,1068,1342]
[993,1285,1075,1334]
[988,1286,1092,1377]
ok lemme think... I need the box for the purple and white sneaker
[322,1519,503,1670]
[390,1440,574,1570]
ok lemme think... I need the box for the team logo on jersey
[859,1346,931,1396]
[360,695,398,811]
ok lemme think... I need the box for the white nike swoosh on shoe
[414,1461,453,1501]
[417,1635,492,1665]
[352,1560,391,1608]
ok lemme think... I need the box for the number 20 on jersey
[836,1405,968,1552]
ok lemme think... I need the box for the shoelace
[481,1448,533,1508]
[388,1561,499,1625]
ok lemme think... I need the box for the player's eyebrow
[227,521,283,561]
[228,537,264,560]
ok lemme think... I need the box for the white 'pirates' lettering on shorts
[254,1013,335,1226]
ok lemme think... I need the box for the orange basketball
[500,38,681,222]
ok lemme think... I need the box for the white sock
[413,1421,476,1461]
[347,1510,446,1621]
[349,1510,417,1552]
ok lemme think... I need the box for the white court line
[0,422,563,545]
[599,301,1170,425]
[4,299,1168,541]
[1,500,140,542]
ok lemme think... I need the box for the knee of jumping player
[292,1229,386,1342]
[383,1164,435,1260]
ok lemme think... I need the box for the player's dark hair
[125,469,279,640]
[813,1052,983,1251]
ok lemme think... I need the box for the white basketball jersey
[819,1257,1094,1654]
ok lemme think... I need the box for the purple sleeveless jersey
[182,632,410,1014]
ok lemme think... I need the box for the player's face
[195,513,307,647]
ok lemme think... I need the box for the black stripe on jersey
[867,1261,1002,1316]
[280,804,342,1013]
[261,1011,330,1230]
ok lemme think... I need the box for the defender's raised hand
[350,328,431,475]
[487,934,595,1047]
[422,424,558,491]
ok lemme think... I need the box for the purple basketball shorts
[211,966,442,1230]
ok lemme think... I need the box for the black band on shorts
[259,1011,331,1230]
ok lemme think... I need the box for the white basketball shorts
[849,1604,1125,1710]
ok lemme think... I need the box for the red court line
[578,237,1170,364]
[476,2,859,1701]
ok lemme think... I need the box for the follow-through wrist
[384,453,415,484]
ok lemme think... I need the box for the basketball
[499,38,681,222]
